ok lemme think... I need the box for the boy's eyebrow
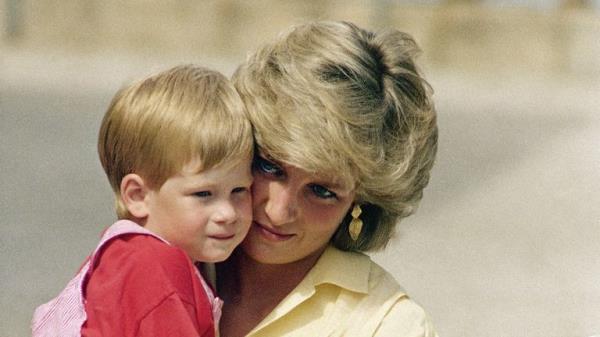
[184,181,215,190]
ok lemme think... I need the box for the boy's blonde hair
[233,21,437,252]
[99,65,253,219]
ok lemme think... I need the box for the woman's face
[241,153,355,265]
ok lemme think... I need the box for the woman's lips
[254,222,295,241]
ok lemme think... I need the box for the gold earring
[349,204,363,241]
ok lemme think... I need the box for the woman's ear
[120,173,150,219]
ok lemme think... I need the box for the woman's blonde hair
[99,65,253,219]
[233,21,437,252]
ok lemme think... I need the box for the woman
[217,21,438,337]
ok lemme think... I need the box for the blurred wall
[2,0,600,78]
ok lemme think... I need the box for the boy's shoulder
[104,233,188,262]
[88,233,201,303]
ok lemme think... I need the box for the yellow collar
[304,245,371,294]
[251,246,372,334]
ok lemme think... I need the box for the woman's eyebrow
[258,152,278,163]
[315,177,355,193]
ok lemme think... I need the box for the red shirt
[81,234,215,337]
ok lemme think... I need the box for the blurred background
[1,1,599,337]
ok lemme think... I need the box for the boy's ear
[120,173,151,219]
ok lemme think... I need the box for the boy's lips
[208,233,236,240]
[253,221,295,241]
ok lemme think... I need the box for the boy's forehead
[181,155,252,175]
[179,157,204,174]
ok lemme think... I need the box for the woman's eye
[310,184,337,199]
[194,191,212,198]
[254,157,283,177]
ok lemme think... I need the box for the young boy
[32,65,254,337]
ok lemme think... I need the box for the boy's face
[143,157,253,262]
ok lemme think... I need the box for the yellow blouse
[245,246,438,337]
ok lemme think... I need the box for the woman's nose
[264,181,298,226]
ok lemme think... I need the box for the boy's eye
[254,156,283,177]
[310,184,337,199]
[232,187,248,194]
[194,191,212,198]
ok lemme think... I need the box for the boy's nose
[214,200,237,224]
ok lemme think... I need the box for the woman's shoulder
[312,246,404,295]
[313,246,438,336]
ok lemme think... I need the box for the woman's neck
[219,246,325,302]
[217,246,327,337]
